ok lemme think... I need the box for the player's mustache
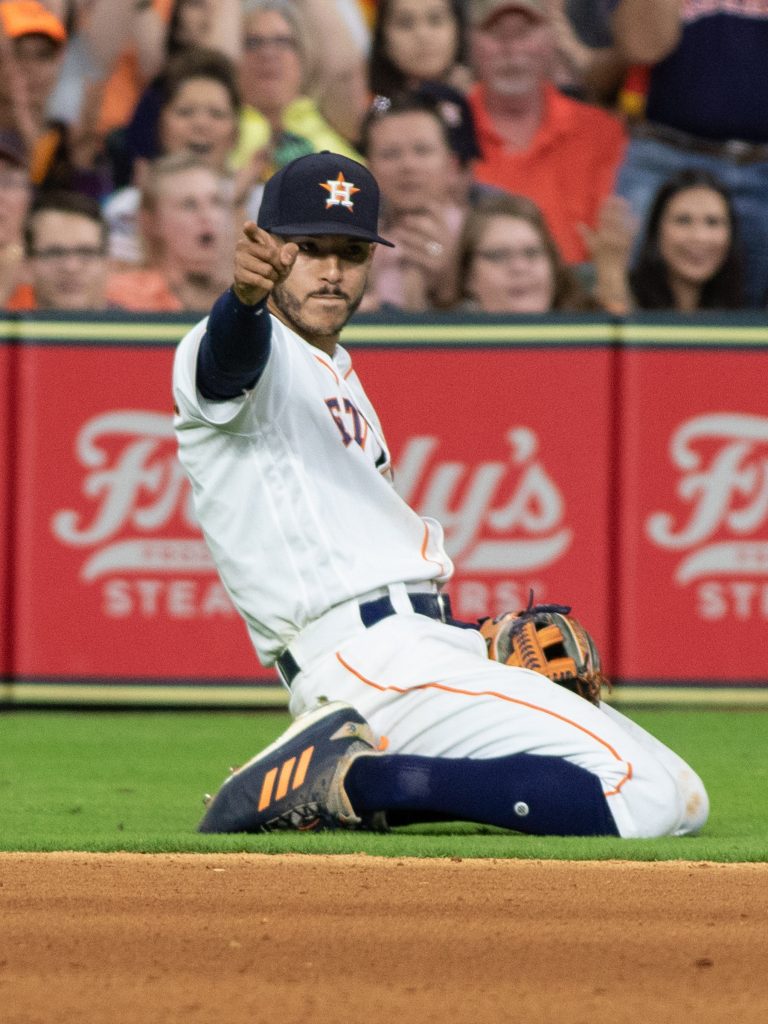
[309,288,350,301]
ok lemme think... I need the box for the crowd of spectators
[1,0,767,315]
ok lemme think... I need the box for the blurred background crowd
[1,0,767,316]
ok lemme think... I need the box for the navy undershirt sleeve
[196,287,272,400]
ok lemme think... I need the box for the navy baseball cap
[257,151,394,246]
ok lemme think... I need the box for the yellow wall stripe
[0,683,288,706]
[620,325,768,346]
[3,682,768,709]
[3,318,766,347]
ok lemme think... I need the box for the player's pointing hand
[233,222,299,306]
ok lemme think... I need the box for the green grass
[1,707,765,860]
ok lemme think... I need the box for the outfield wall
[1,310,766,706]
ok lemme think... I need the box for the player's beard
[271,281,365,345]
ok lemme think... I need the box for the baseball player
[173,151,708,838]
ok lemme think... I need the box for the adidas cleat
[197,701,379,833]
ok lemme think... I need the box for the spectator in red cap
[0,1,67,145]
[466,0,626,267]
[0,0,114,198]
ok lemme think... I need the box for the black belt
[632,120,768,165]
[276,591,453,686]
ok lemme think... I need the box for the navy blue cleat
[198,701,380,833]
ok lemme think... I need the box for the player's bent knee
[609,756,688,839]
[672,768,710,836]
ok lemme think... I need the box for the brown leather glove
[479,596,610,706]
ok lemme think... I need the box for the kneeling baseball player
[172,151,708,838]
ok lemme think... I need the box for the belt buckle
[436,592,449,623]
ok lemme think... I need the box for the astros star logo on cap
[320,172,359,212]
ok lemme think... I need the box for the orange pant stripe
[335,652,633,797]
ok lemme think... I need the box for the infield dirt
[2,853,767,1024]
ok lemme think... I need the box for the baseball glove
[479,594,610,705]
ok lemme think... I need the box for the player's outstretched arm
[195,224,298,400]
[233,222,298,306]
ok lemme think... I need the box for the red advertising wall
[4,313,767,703]
[359,345,615,667]
[617,333,768,685]
[12,340,259,686]
[0,339,11,686]
[6,315,615,700]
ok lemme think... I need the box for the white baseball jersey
[173,308,708,841]
[172,312,453,666]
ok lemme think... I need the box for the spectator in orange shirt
[466,0,626,265]
[106,153,234,312]
[8,190,112,310]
